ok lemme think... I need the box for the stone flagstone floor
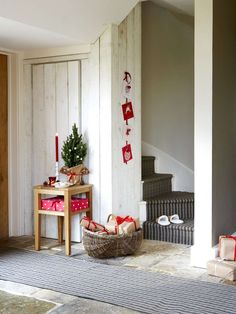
[0,236,235,313]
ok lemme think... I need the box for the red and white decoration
[122,101,134,122]
[80,217,108,233]
[80,214,140,236]
[120,71,134,164]
[105,214,140,235]
[122,124,134,141]
[41,196,89,212]
[122,143,133,164]
[121,71,132,98]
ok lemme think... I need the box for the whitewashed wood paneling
[112,4,142,217]
[81,59,89,171]
[22,64,33,235]
[99,27,113,223]
[67,61,83,241]
[32,64,47,236]
[56,62,69,171]
[24,60,82,241]
[44,63,57,238]
[133,4,142,214]
[23,4,141,237]
[81,41,101,223]
[81,59,89,137]
[80,5,141,222]
[32,65,46,185]
[68,61,81,131]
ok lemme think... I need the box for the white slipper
[156,215,170,226]
[169,214,183,224]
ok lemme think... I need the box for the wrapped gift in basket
[81,215,143,258]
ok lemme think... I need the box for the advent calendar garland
[121,71,134,164]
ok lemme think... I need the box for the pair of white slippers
[156,214,183,226]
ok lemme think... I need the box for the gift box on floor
[80,216,106,232]
[105,214,140,235]
[119,218,140,235]
[207,258,236,281]
[219,235,236,261]
[41,197,89,212]
[105,220,118,234]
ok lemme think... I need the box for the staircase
[142,156,194,245]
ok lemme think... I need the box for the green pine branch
[61,124,87,168]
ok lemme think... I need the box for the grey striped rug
[0,249,235,314]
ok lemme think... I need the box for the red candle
[55,133,59,162]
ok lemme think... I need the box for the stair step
[143,173,173,199]
[146,191,194,220]
[142,156,155,177]
[143,219,194,245]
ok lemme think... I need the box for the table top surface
[34,183,92,193]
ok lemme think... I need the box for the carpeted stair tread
[142,173,173,182]
[141,156,194,245]
[142,156,156,177]
[143,174,173,199]
[144,219,194,232]
[142,156,155,160]
[146,191,194,221]
[146,191,194,201]
[143,219,194,245]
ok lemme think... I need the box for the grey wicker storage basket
[83,228,143,258]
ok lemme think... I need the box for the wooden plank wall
[112,4,142,217]
[23,61,82,241]
[81,42,101,223]
[23,64,33,235]
[0,54,8,240]
[22,4,141,234]
[80,4,142,222]
[81,29,115,224]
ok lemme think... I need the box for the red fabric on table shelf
[41,196,89,212]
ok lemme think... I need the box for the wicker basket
[83,228,143,259]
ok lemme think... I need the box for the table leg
[86,187,93,220]
[34,191,41,251]
[64,191,71,256]
[58,216,64,244]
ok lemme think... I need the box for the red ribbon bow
[82,217,107,233]
[82,217,97,230]
[68,172,77,181]
[115,216,137,232]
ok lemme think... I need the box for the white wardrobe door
[31,61,82,241]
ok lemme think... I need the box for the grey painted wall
[212,0,236,245]
[142,1,194,170]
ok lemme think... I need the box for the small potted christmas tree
[61,124,88,184]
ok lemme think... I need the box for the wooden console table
[33,184,93,256]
